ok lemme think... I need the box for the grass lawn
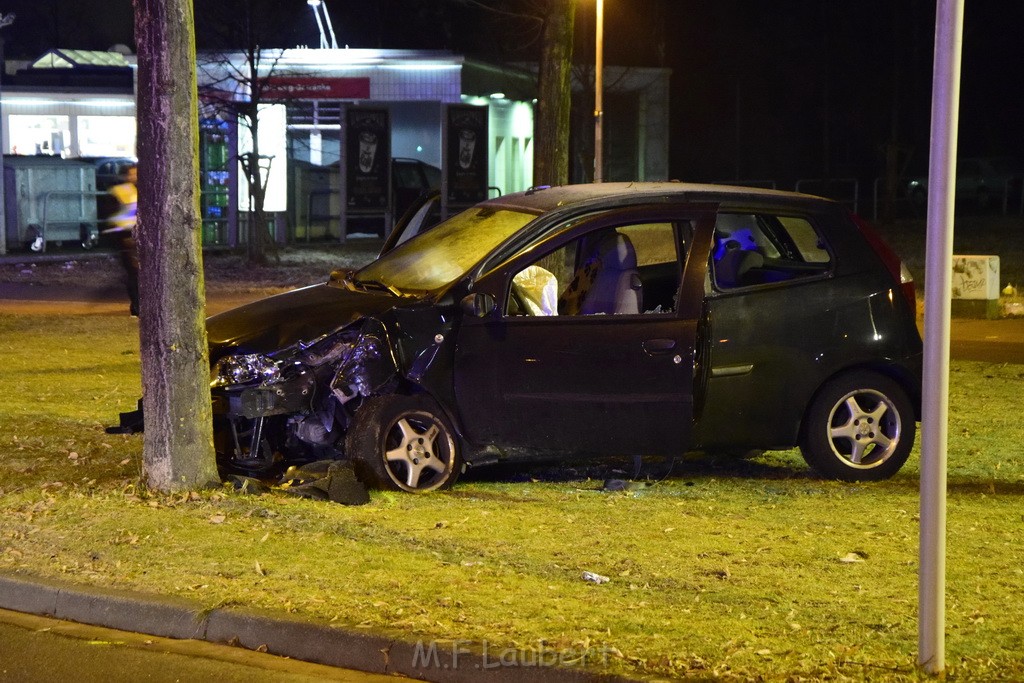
[1,301,1024,679]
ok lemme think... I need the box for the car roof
[479,181,833,215]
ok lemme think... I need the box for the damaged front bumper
[209,320,405,475]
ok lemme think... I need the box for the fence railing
[33,190,102,253]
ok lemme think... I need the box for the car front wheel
[346,394,461,492]
[799,371,915,481]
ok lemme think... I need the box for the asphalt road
[0,609,396,683]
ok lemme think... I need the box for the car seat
[578,233,643,314]
[715,248,764,288]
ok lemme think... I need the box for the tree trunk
[133,0,219,490]
[533,0,576,187]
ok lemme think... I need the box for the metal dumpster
[3,155,100,252]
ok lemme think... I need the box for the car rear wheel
[346,394,460,492]
[799,371,914,481]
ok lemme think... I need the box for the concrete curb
[0,571,634,682]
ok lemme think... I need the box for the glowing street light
[307,0,339,50]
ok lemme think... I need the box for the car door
[452,205,716,459]
[378,190,441,256]
[694,209,841,450]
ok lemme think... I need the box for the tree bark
[533,0,575,187]
[133,0,219,490]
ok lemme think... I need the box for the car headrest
[596,233,637,270]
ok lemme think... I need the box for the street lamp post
[593,0,604,182]
[306,0,338,50]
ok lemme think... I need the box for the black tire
[346,394,460,492]
[799,371,915,481]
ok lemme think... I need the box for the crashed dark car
[204,182,923,491]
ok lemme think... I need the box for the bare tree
[455,0,575,186]
[196,44,285,266]
[194,0,302,266]
[133,0,219,490]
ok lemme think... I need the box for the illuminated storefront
[2,47,668,248]
[1,50,137,158]
[193,48,540,244]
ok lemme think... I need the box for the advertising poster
[346,108,390,211]
[446,105,488,205]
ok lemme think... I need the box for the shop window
[9,115,69,156]
[77,116,136,157]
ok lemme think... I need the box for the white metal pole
[308,0,328,49]
[593,0,604,183]
[919,0,963,675]
[320,2,340,49]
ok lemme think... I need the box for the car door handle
[643,338,677,355]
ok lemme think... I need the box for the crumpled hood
[206,282,407,359]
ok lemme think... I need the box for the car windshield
[355,206,537,292]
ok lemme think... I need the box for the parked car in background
[151,182,923,491]
[78,156,138,191]
[323,157,441,238]
[907,156,1023,210]
[391,157,441,219]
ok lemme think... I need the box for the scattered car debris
[228,460,370,506]
[601,479,649,492]
[582,571,611,584]
[279,461,370,505]
[838,551,868,563]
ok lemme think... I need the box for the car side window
[712,213,831,290]
[506,222,681,317]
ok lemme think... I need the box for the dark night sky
[1,0,1020,183]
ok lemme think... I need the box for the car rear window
[712,213,832,290]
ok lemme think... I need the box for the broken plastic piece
[279,460,370,506]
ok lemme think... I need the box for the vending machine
[200,119,231,245]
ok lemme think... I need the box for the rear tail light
[851,213,918,318]
[898,262,917,317]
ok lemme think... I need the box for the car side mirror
[461,292,497,318]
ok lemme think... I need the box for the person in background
[103,165,139,316]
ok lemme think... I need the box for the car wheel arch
[797,366,917,481]
[344,390,464,492]
[799,362,920,436]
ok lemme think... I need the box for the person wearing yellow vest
[103,165,139,316]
